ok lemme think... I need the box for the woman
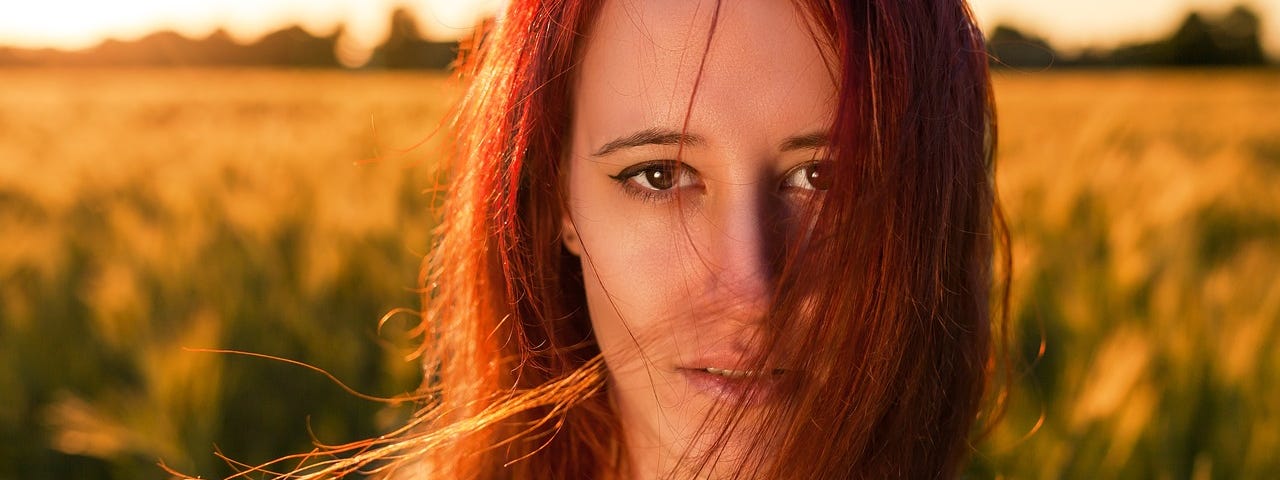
[288,0,1004,477]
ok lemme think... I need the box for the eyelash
[608,159,830,203]
[608,160,700,203]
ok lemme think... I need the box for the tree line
[0,5,1272,70]
[0,8,458,69]
[989,5,1272,69]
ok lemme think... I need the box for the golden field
[0,68,1277,478]
[982,70,1280,479]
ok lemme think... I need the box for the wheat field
[0,68,1277,479]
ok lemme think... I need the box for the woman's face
[562,0,836,474]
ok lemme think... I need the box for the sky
[0,0,1276,61]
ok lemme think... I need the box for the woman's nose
[702,182,785,317]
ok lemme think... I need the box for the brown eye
[612,161,698,192]
[782,161,830,191]
[641,166,675,190]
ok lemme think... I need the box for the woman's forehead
[573,0,837,153]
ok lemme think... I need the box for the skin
[560,0,836,477]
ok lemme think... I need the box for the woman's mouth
[680,366,785,401]
[701,367,784,378]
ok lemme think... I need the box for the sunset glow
[0,0,504,59]
[0,0,1277,58]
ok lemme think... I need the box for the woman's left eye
[782,161,831,191]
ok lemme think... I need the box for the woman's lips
[678,366,784,401]
[703,367,771,378]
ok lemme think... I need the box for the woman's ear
[561,214,582,257]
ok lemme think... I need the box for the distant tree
[193,29,244,65]
[1101,4,1268,67]
[86,31,193,66]
[987,25,1057,69]
[365,8,458,70]
[244,26,340,67]
[1214,5,1266,64]
[1169,12,1222,65]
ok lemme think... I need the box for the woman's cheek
[587,213,689,321]
[576,203,700,360]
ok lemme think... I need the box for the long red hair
[272,0,1006,477]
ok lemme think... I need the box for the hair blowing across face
[275,0,1008,478]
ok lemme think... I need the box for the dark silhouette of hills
[989,4,1273,69]
[0,7,458,69]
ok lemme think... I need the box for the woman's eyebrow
[592,128,705,156]
[779,131,829,152]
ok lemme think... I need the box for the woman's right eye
[610,161,699,194]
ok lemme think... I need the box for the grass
[976,69,1280,479]
[0,68,451,478]
[0,67,1276,479]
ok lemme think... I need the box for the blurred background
[0,1,1276,478]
